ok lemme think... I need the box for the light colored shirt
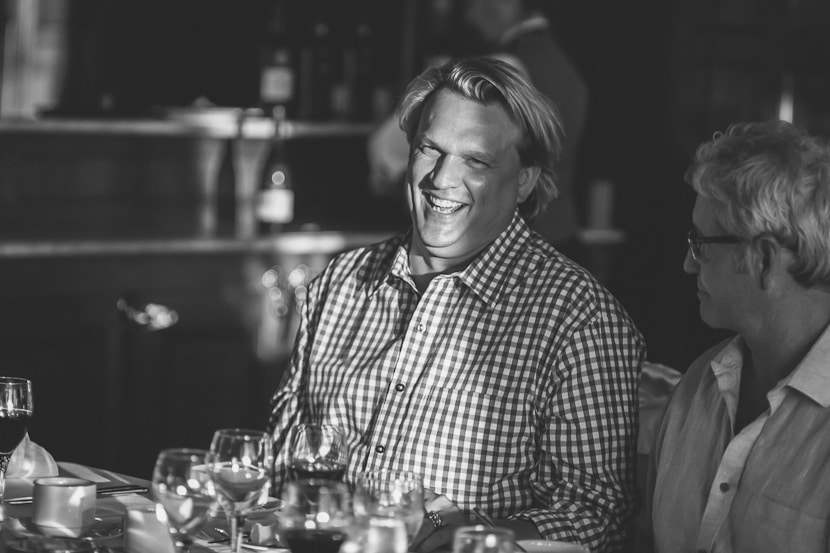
[648,325,830,553]
[269,213,645,552]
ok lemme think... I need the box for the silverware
[205,527,232,544]
[5,484,149,505]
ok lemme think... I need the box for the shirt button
[395,383,406,392]
[719,482,730,493]
[375,445,385,454]
[416,323,425,332]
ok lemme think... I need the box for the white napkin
[7,434,59,479]
[123,504,176,553]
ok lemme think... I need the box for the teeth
[427,194,463,213]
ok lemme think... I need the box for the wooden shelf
[0,116,375,140]
[0,230,395,259]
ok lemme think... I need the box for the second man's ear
[517,166,541,203]
[753,236,789,290]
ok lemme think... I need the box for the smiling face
[406,89,537,274]
[684,196,757,331]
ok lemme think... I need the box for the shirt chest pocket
[732,492,829,552]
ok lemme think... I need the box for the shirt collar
[499,14,550,47]
[364,231,412,298]
[709,336,744,424]
[370,213,541,307]
[455,212,540,307]
[785,321,830,408]
[710,324,830,409]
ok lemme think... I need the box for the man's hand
[409,490,468,553]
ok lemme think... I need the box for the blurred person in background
[369,0,588,257]
[272,58,644,553]
[642,120,830,553]
[464,0,588,253]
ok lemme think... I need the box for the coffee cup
[32,477,96,538]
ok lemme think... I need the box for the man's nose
[682,248,698,274]
[431,156,462,189]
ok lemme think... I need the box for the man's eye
[467,157,489,169]
[417,144,439,156]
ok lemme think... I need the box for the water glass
[152,448,216,553]
[453,525,515,553]
[362,517,408,553]
[207,429,273,553]
[353,469,424,542]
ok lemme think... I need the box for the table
[2,463,285,553]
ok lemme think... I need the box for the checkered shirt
[269,213,645,552]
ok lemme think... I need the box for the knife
[6,484,149,505]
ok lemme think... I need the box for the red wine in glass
[287,424,348,481]
[288,460,346,481]
[283,528,347,553]
[0,411,31,455]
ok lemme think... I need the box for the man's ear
[517,166,541,203]
[752,237,786,290]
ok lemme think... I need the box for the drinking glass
[353,469,424,543]
[360,517,408,553]
[207,429,273,553]
[0,377,33,512]
[286,424,347,481]
[279,479,352,553]
[152,448,216,553]
[453,526,515,553]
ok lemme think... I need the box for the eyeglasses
[687,229,743,261]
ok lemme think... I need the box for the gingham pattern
[269,213,645,553]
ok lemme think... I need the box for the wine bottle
[256,113,294,234]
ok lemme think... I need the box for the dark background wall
[41,0,830,371]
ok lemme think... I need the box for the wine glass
[286,424,347,480]
[353,469,424,543]
[453,526,515,553]
[206,429,273,553]
[0,377,33,512]
[152,448,216,553]
[280,478,352,553]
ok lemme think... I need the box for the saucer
[246,498,284,521]
[5,535,96,553]
[7,516,123,545]
[516,540,589,553]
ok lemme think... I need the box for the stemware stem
[0,454,8,520]
[175,535,194,553]
[228,512,245,553]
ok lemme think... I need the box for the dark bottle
[259,0,296,118]
[256,111,294,234]
[215,135,237,237]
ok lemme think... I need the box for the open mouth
[425,193,465,214]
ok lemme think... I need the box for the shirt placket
[364,276,453,469]
[697,384,788,552]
